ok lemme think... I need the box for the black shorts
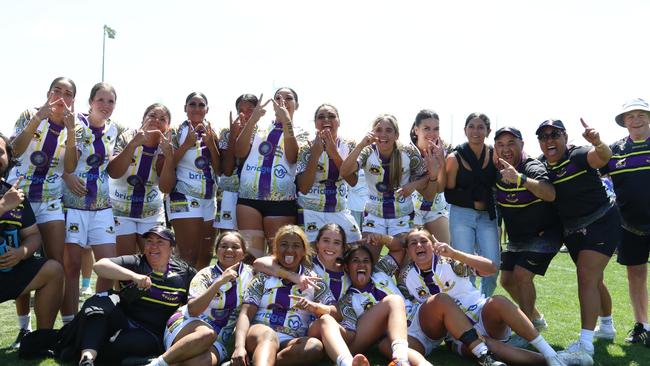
[617,228,650,266]
[500,250,557,276]
[564,206,621,263]
[0,256,47,302]
[237,198,297,217]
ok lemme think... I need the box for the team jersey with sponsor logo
[62,116,123,210]
[397,256,486,324]
[171,121,217,199]
[239,121,305,201]
[312,256,351,301]
[169,262,253,346]
[110,128,166,218]
[243,265,335,338]
[540,146,610,228]
[339,255,417,332]
[601,136,650,234]
[0,181,37,252]
[216,127,240,193]
[411,142,448,212]
[8,109,81,202]
[495,157,562,245]
[113,255,196,335]
[297,138,356,212]
[358,144,425,218]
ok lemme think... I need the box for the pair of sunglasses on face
[537,130,564,141]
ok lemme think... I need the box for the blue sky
[2,0,648,154]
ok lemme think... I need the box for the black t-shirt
[540,146,609,224]
[111,255,196,335]
[601,136,650,233]
[496,157,562,242]
[0,181,36,249]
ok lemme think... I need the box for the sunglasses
[537,130,564,141]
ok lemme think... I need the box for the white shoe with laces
[594,325,616,340]
[557,341,594,366]
[545,354,568,366]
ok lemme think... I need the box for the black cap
[535,119,566,135]
[142,226,175,246]
[494,126,523,140]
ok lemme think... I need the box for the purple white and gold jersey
[312,256,351,301]
[110,129,165,218]
[357,144,425,218]
[297,138,356,212]
[243,264,335,338]
[397,256,486,323]
[216,127,240,193]
[62,116,124,210]
[171,121,217,199]
[8,109,81,202]
[339,266,418,332]
[238,121,308,201]
[173,262,253,345]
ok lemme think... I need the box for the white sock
[336,354,353,366]
[155,356,169,366]
[470,342,489,358]
[530,335,556,358]
[598,315,614,329]
[61,314,75,325]
[391,339,409,362]
[579,329,595,350]
[643,322,650,331]
[18,314,32,331]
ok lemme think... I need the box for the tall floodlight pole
[102,25,116,82]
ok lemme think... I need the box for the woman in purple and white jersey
[107,103,175,256]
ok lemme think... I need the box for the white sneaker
[557,341,594,366]
[533,314,548,331]
[545,354,568,366]
[594,325,616,340]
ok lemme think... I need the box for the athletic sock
[470,342,489,358]
[81,277,91,288]
[579,329,595,351]
[530,335,556,358]
[391,339,409,362]
[643,322,650,332]
[61,314,75,325]
[336,354,353,366]
[18,314,32,331]
[598,315,614,330]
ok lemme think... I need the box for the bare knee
[500,271,515,289]
[383,294,406,309]
[301,337,325,360]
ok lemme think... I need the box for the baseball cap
[615,98,650,127]
[142,226,175,245]
[494,126,523,140]
[535,119,566,135]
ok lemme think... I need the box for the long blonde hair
[372,114,402,190]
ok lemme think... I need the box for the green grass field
[0,252,647,365]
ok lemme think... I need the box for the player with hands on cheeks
[536,118,617,365]
[232,225,336,366]
[296,104,362,244]
[108,104,176,256]
[214,94,259,233]
[409,109,450,244]
[235,88,304,259]
[148,232,254,366]
[168,92,220,269]
[340,114,432,263]
[492,127,560,334]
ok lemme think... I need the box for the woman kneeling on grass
[398,228,568,366]
[145,232,253,366]
[231,225,337,366]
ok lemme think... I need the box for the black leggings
[80,304,162,362]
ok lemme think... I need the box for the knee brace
[458,328,480,346]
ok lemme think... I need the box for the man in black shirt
[494,127,561,332]
[0,132,64,344]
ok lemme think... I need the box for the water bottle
[0,237,10,272]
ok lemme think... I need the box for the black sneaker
[10,328,30,350]
[79,355,95,366]
[626,322,649,343]
[478,352,507,366]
